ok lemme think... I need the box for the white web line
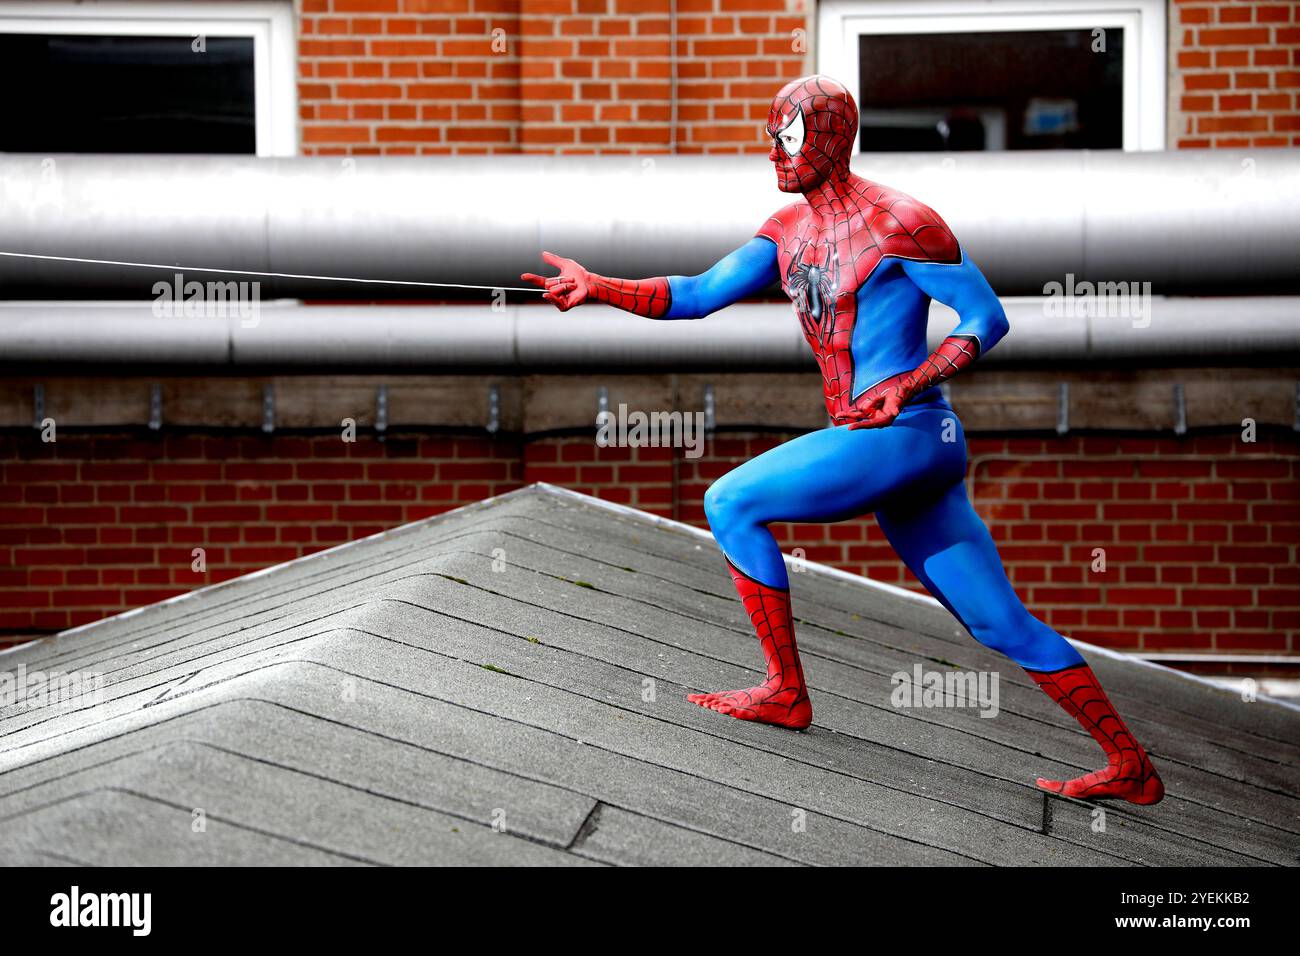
[0,250,544,293]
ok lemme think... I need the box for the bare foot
[687,683,812,730]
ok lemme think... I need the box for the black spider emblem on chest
[785,239,841,341]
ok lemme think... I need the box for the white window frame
[818,0,1166,151]
[0,1,297,156]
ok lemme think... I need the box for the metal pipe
[1,297,1295,368]
[0,151,1296,299]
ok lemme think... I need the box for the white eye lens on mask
[776,108,805,158]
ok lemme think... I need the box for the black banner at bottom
[0,866,1285,941]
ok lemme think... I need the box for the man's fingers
[844,412,872,429]
[540,250,566,268]
[848,415,887,431]
[844,397,900,429]
[543,288,574,310]
[520,272,549,287]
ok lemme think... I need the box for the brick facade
[298,0,810,155]
[3,428,1297,658]
[299,0,1298,155]
[1172,0,1298,147]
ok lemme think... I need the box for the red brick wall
[1172,0,1298,147]
[298,1,1298,155]
[298,0,808,155]
[3,428,1297,658]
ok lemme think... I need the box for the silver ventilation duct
[0,151,1297,300]
[1,297,1295,368]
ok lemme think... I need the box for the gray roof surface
[0,483,1297,867]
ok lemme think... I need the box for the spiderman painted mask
[766,75,859,193]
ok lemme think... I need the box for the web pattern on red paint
[1030,664,1164,803]
[589,274,671,318]
[686,560,811,729]
[758,183,961,421]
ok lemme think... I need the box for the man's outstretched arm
[521,238,779,319]
[845,251,1009,429]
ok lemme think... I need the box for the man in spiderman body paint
[523,75,1164,806]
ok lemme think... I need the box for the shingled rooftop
[1,483,1297,866]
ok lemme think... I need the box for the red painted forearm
[860,334,981,409]
[586,274,672,318]
[904,333,981,397]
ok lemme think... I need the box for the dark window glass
[857,29,1124,151]
[0,34,255,153]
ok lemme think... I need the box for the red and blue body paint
[524,75,1163,804]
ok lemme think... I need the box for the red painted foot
[1029,663,1165,805]
[690,560,812,730]
[688,685,812,729]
